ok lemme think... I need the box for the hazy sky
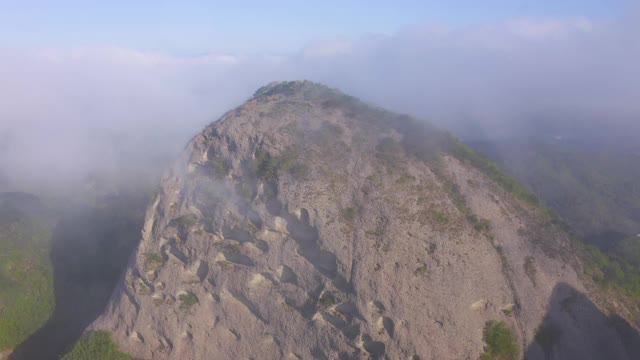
[0,1,638,194]
[0,0,629,53]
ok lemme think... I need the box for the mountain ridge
[88,81,639,359]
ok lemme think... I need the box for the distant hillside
[0,193,55,353]
[469,138,640,311]
[470,138,640,249]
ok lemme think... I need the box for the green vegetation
[0,201,55,351]
[365,226,385,238]
[387,114,540,207]
[179,291,198,311]
[396,174,416,184]
[524,256,537,285]
[254,150,278,179]
[584,238,640,300]
[281,302,296,312]
[470,139,640,306]
[481,321,519,360]
[447,137,539,205]
[341,207,356,222]
[200,156,229,179]
[174,214,197,229]
[470,139,640,244]
[314,121,345,147]
[253,147,308,180]
[375,137,403,171]
[415,265,427,275]
[61,331,133,360]
[253,80,337,100]
[236,181,256,202]
[143,252,165,271]
[467,214,491,233]
[319,293,335,308]
[137,281,151,296]
[216,260,233,270]
[440,179,492,234]
[443,181,468,213]
[430,210,449,225]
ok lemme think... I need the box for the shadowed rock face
[525,283,640,360]
[88,81,640,359]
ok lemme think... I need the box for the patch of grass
[216,260,233,270]
[415,265,427,275]
[481,320,519,360]
[200,156,229,179]
[138,284,151,296]
[431,210,449,225]
[583,239,640,301]
[225,242,242,253]
[144,252,165,271]
[467,214,491,233]
[319,293,335,308]
[254,80,336,100]
[446,136,540,205]
[396,174,416,185]
[61,331,133,360]
[524,256,536,285]
[365,227,385,238]
[179,291,198,311]
[253,147,308,180]
[175,214,197,229]
[254,150,278,180]
[341,207,356,222]
[281,302,296,312]
[376,137,403,172]
[313,121,345,148]
[389,114,539,205]
[440,178,492,234]
[236,181,256,202]
[443,180,468,214]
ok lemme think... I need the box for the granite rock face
[90,81,637,359]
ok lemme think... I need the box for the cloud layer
[1,15,638,193]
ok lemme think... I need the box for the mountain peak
[252,80,343,100]
[88,84,633,360]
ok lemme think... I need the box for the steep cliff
[90,81,638,359]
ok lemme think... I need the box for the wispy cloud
[0,15,638,193]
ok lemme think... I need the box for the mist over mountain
[1,12,639,195]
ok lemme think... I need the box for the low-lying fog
[1,13,639,195]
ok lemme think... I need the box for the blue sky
[0,0,627,54]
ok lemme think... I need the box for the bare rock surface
[91,81,638,359]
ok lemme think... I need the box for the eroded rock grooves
[91,81,639,359]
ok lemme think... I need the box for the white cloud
[301,39,353,58]
[505,17,594,40]
[0,15,638,193]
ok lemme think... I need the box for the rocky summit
[90,81,640,359]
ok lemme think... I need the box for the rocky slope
[90,81,639,359]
